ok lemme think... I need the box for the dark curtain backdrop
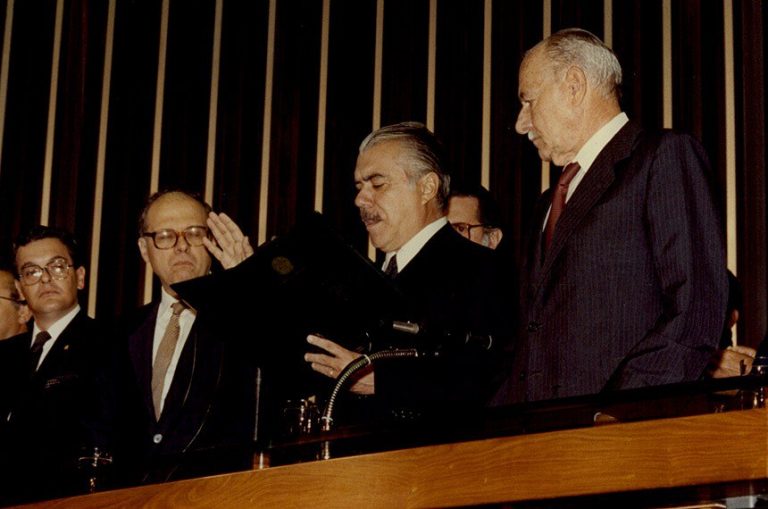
[0,0,765,347]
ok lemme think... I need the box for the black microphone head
[752,337,768,375]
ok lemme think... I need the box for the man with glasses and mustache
[112,189,256,485]
[305,122,509,423]
[0,226,109,504]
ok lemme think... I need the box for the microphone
[389,320,494,352]
[751,337,768,376]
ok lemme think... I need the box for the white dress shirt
[152,287,196,413]
[382,217,447,272]
[542,112,629,228]
[30,304,81,369]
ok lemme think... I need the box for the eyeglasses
[19,259,75,286]
[450,222,487,238]
[142,226,210,250]
[0,295,23,304]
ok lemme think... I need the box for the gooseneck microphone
[390,320,495,352]
[319,348,422,461]
[320,320,493,435]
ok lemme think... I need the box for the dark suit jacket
[112,302,255,484]
[0,310,109,504]
[373,223,512,418]
[493,121,727,404]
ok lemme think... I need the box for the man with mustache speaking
[305,122,509,422]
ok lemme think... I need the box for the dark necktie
[30,330,51,372]
[152,301,186,420]
[544,162,581,250]
[384,255,399,278]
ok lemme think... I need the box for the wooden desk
[26,408,768,508]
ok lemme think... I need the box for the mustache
[359,209,381,223]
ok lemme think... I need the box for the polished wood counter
[25,408,768,508]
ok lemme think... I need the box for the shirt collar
[383,217,447,272]
[31,304,80,346]
[572,112,629,171]
[159,286,193,317]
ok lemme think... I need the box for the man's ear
[419,172,439,204]
[138,237,150,264]
[75,267,86,290]
[17,303,31,325]
[487,228,503,250]
[565,65,587,105]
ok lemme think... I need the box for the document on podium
[172,211,413,369]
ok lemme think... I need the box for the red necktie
[544,162,581,250]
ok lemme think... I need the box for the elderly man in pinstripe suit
[493,28,727,404]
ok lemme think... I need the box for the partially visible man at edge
[304,122,510,421]
[0,265,29,340]
[492,28,727,404]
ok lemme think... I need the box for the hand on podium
[305,334,375,395]
[709,345,756,378]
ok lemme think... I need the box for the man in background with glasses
[112,189,256,486]
[0,225,110,504]
[447,184,504,250]
[0,265,29,340]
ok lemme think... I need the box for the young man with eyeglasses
[0,226,109,504]
[112,189,256,485]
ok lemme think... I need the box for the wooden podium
[25,408,768,508]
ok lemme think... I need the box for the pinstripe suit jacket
[493,121,727,403]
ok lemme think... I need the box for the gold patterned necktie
[544,162,581,250]
[151,301,186,420]
[30,330,51,372]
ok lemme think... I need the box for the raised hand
[203,212,254,269]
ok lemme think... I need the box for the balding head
[515,28,623,166]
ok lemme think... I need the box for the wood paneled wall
[0,0,765,347]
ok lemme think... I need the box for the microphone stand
[319,348,422,460]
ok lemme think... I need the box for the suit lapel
[34,311,84,378]
[532,122,643,300]
[129,304,160,419]
[158,323,198,426]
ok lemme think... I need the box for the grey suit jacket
[494,121,727,403]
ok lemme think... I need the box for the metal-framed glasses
[450,222,487,238]
[19,258,75,286]
[142,226,210,250]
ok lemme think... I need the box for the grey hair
[540,28,622,100]
[359,121,451,211]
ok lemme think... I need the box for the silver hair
[359,121,451,210]
[540,28,622,100]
